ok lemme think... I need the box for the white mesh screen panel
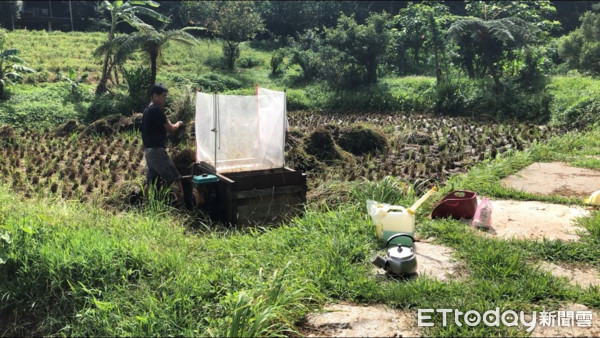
[195,88,286,173]
[195,92,216,168]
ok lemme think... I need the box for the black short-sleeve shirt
[142,104,167,148]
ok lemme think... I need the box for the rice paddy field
[0,111,556,210]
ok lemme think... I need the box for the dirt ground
[301,302,421,337]
[483,199,589,241]
[501,162,600,198]
[538,262,600,289]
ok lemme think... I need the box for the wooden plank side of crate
[227,169,306,191]
[235,193,305,223]
[215,172,236,224]
[231,185,306,200]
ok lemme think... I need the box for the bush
[0,83,87,128]
[270,50,285,75]
[195,73,242,92]
[237,55,263,69]
[323,83,399,112]
[434,78,552,122]
[122,66,152,114]
[86,94,127,122]
[551,98,600,130]
[434,81,468,116]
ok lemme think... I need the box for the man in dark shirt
[142,83,185,203]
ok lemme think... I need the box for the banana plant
[94,0,169,95]
[0,32,35,96]
[59,66,89,95]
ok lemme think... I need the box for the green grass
[0,83,90,128]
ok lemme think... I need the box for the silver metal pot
[371,233,417,276]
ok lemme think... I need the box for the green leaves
[1,231,11,244]
[1,231,11,265]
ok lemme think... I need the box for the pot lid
[388,245,415,260]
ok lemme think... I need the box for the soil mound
[305,127,347,162]
[338,124,388,155]
[54,119,84,137]
[0,125,15,139]
[82,119,115,136]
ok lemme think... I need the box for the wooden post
[69,0,74,31]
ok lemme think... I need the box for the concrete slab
[301,302,421,337]
[501,162,600,198]
[538,262,600,289]
[372,241,464,282]
[482,199,588,242]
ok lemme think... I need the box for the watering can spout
[408,186,437,214]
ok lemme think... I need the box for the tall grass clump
[549,76,600,129]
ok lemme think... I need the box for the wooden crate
[194,164,307,224]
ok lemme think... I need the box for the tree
[446,16,536,87]
[465,0,561,39]
[256,1,356,39]
[95,0,168,95]
[0,29,34,96]
[208,2,265,70]
[391,2,452,75]
[558,11,600,76]
[0,1,22,30]
[97,26,200,88]
[324,12,392,85]
[391,2,453,80]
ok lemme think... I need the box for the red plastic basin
[431,190,478,220]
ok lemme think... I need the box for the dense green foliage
[558,10,600,76]
[1,2,599,126]
[208,2,265,70]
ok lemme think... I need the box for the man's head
[151,83,168,107]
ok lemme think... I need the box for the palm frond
[93,35,129,58]
[130,6,169,23]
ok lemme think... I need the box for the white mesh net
[195,87,286,173]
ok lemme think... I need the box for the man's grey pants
[144,148,181,185]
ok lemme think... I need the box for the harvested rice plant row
[287,112,557,185]
[0,112,556,207]
[0,125,145,203]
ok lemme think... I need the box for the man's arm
[164,120,184,133]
